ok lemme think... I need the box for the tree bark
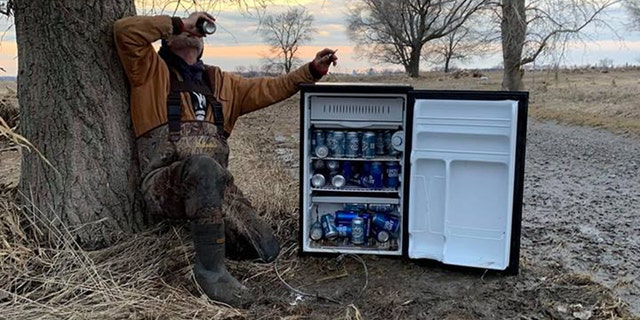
[14,0,141,249]
[407,46,422,78]
[501,0,526,91]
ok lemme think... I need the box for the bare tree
[500,0,617,90]
[421,21,494,73]
[5,0,275,248]
[347,0,490,77]
[625,0,640,29]
[260,7,316,73]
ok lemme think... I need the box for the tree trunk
[444,55,452,73]
[501,0,526,91]
[406,47,422,78]
[14,0,142,249]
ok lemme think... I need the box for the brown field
[0,68,639,319]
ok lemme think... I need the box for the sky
[0,0,638,76]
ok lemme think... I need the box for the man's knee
[182,154,230,186]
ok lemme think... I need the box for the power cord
[274,253,369,305]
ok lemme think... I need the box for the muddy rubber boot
[192,220,248,306]
[223,185,280,263]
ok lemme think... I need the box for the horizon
[0,1,638,76]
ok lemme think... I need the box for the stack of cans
[310,203,400,249]
[311,128,403,159]
[311,160,401,190]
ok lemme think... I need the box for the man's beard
[170,36,203,51]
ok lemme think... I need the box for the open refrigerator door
[406,91,528,273]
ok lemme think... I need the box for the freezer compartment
[309,96,404,123]
[302,196,403,255]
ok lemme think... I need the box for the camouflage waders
[137,122,280,304]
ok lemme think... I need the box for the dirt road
[522,120,640,316]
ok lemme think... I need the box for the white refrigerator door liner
[408,99,519,270]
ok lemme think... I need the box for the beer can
[343,203,367,211]
[342,161,353,181]
[361,132,376,158]
[326,160,340,173]
[368,204,395,213]
[331,174,346,188]
[383,131,394,156]
[336,224,352,238]
[309,220,323,241]
[328,131,345,158]
[370,161,384,189]
[315,145,329,158]
[311,173,326,188]
[372,212,400,234]
[391,131,404,154]
[385,161,400,188]
[349,173,373,188]
[196,18,217,35]
[321,214,338,240]
[312,159,325,171]
[362,162,371,175]
[375,131,385,155]
[345,131,360,158]
[311,129,325,155]
[375,230,390,243]
[335,211,371,238]
[351,217,366,245]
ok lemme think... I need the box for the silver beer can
[312,159,325,171]
[311,173,326,188]
[362,131,376,158]
[351,217,366,245]
[309,220,323,241]
[345,131,360,158]
[331,174,346,189]
[329,131,345,158]
[315,145,329,158]
[326,160,340,173]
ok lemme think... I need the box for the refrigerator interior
[301,92,407,255]
[407,98,520,270]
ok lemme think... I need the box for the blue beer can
[385,161,400,188]
[383,131,392,155]
[370,161,384,189]
[372,212,400,234]
[345,131,360,158]
[375,131,385,155]
[336,211,371,238]
[349,173,373,188]
[335,210,359,222]
[361,162,371,176]
[342,161,353,181]
[336,224,352,238]
[330,131,345,158]
[361,132,376,158]
[321,213,338,240]
[367,204,395,213]
[343,203,367,211]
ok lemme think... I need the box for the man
[114,12,337,306]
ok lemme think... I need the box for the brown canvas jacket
[114,15,316,137]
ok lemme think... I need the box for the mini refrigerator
[298,83,528,274]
